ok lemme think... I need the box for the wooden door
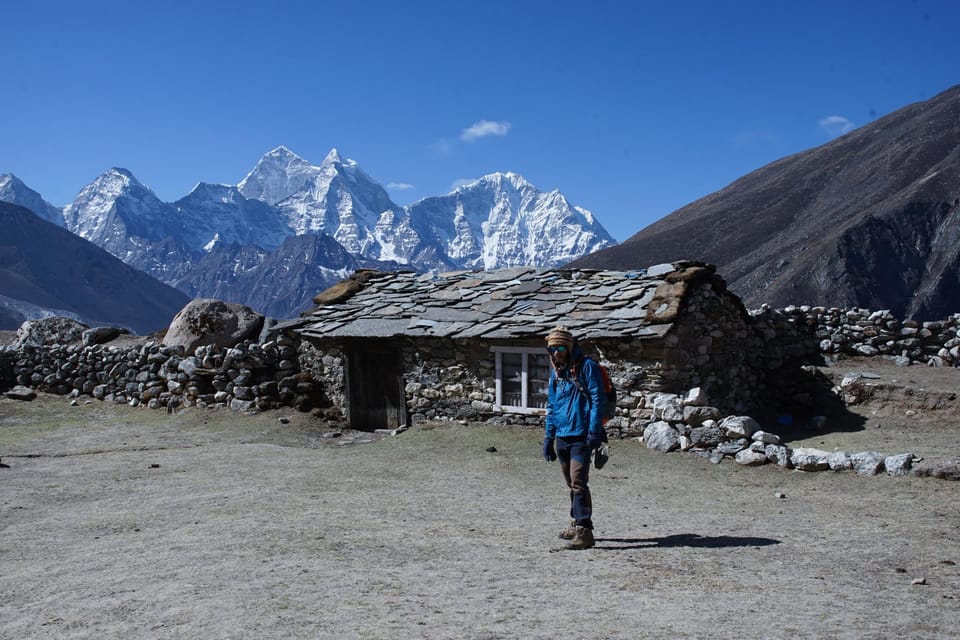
[345,342,406,431]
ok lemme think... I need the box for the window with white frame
[492,346,551,414]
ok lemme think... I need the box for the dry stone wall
[2,305,958,435]
[0,337,325,413]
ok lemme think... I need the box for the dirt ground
[1,357,959,639]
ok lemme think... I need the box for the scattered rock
[912,460,960,481]
[5,385,37,401]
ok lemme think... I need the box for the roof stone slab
[294,262,713,343]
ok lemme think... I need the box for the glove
[586,434,603,451]
[542,437,557,462]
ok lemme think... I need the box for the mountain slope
[570,84,960,320]
[173,182,292,251]
[0,201,190,333]
[171,233,376,319]
[0,173,65,226]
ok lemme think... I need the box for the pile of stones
[639,387,917,477]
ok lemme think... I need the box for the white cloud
[387,182,414,191]
[460,120,512,142]
[819,115,855,138]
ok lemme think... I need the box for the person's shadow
[593,533,780,551]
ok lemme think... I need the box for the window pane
[529,353,551,409]
[502,352,522,407]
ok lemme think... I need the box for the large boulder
[162,299,264,355]
[13,317,89,348]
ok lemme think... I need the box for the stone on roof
[294,261,714,342]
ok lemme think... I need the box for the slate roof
[291,262,695,342]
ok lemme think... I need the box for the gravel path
[1,395,958,639]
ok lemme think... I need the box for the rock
[884,453,914,476]
[790,447,831,471]
[642,421,679,452]
[735,449,768,466]
[766,444,793,468]
[751,430,781,445]
[5,385,37,400]
[649,393,682,421]
[682,387,709,407]
[720,415,760,439]
[828,451,854,471]
[162,299,264,356]
[13,317,88,348]
[851,451,885,476]
[82,326,129,346]
[688,425,724,449]
[716,438,749,456]
[912,459,960,481]
[683,405,720,426]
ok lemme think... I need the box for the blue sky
[2,0,958,241]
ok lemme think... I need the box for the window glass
[501,351,523,407]
[529,353,550,409]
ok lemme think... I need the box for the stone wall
[3,305,958,432]
[0,336,324,413]
[775,306,960,366]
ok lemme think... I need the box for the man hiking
[541,325,606,550]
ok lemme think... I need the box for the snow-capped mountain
[3,147,618,321]
[0,173,65,227]
[236,146,616,270]
[406,172,616,269]
[174,183,291,252]
[239,146,409,258]
[62,168,185,260]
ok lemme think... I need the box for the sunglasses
[547,345,568,354]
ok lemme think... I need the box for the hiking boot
[564,526,595,550]
[558,520,577,540]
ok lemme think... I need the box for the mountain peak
[321,147,357,169]
[0,173,66,227]
[0,172,25,189]
[323,148,342,165]
[79,168,150,199]
[454,172,534,194]
[264,145,305,163]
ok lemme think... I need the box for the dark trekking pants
[556,436,593,529]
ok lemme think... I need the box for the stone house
[283,261,802,434]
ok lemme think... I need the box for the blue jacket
[544,349,606,440]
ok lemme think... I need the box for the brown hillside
[571,85,960,320]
